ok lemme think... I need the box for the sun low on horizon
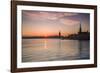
[22,10,90,37]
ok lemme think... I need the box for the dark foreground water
[22,39,90,62]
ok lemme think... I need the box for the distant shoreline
[22,37,90,40]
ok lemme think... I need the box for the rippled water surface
[22,39,90,62]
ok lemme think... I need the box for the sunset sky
[22,10,90,37]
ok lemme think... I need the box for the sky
[22,10,90,37]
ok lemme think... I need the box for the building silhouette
[67,22,90,40]
[59,31,61,38]
[22,21,89,40]
[78,22,82,34]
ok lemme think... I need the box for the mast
[78,22,82,34]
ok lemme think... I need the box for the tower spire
[59,31,61,38]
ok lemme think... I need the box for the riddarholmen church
[60,22,90,40]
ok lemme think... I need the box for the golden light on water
[44,40,47,49]
[22,39,90,62]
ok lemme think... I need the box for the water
[22,39,90,62]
